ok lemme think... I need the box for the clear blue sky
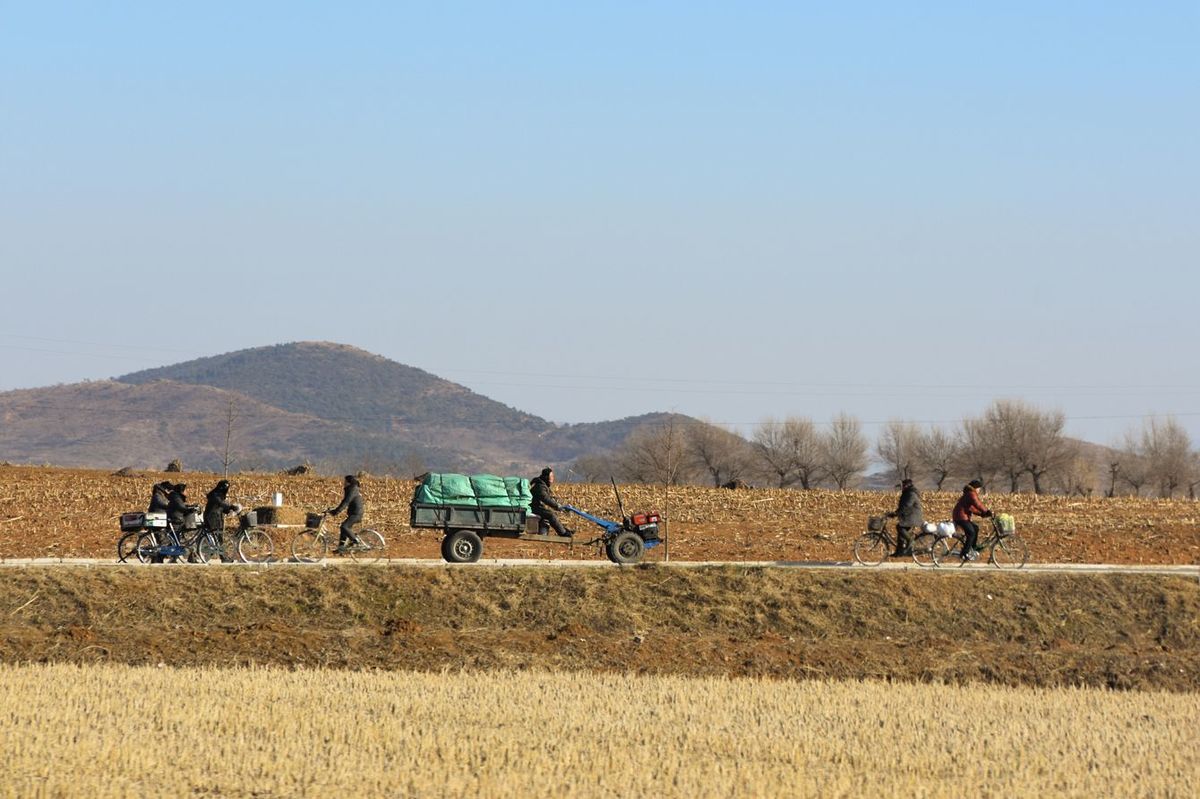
[2,2,1197,445]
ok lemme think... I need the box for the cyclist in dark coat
[166,483,194,530]
[327,475,364,553]
[888,478,923,557]
[148,481,173,514]
[203,480,240,561]
[530,467,572,537]
[203,480,239,532]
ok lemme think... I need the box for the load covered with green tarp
[412,473,532,511]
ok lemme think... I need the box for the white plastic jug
[272,492,283,507]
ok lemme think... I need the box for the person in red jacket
[952,479,992,562]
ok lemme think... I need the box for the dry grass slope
[0,663,1195,798]
[2,567,1197,690]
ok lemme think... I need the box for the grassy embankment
[2,566,1197,690]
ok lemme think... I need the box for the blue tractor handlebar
[561,504,623,535]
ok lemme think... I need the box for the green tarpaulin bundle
[413,473,532,510]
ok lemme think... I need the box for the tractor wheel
[607,531,645,565]
[442,529,483,563]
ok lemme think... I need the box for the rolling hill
[0,342,694,474]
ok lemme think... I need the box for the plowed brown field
[2,465,1198,563]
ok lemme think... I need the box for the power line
[1,394,1197,429]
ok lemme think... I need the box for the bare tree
[876,420,921,483]
[820,413,868,491]
[1187,452,1200,500]
[914,426,958,490]
[956,417,999,488]
[221,398,239,478]
[979,400,1027,493]
[1141,416,1192,498]
[571,453,618,483]
[614,418,690,486]
[956,400,1074,494]
[1116,432,1150,496]
[752,416,823,489]
[1013,405,1076,495]
[1053,455,1097,496]
[685,420,753,487]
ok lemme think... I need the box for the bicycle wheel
[134,531,160,564]
[990,533,1028,569]
[291,529,326,563]
[238,528,274,564]
[853,532,889,566]
[929,536,961,568]
[117,531,142,563]
[349,529,386,564]
[910,533,940,567]
[194,532,223,564]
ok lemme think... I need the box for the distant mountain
[0,342,697,475]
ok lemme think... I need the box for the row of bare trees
[572,401,1199,497]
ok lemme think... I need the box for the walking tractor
[410,473,664,564]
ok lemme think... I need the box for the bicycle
[930,513,1028,568]
[117,512,167,563]
[853,515,937,567]
[195,508,275,564]
[290,512,386,564]
[130,508,274,564]
[132,514,213,564]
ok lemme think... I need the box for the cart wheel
[443,529,483,563]
[607,531,644,565]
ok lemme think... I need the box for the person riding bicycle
[531,467,573,538]
[953,479,993,561]
[326,474,364,554]
[887,478,923,557]
[203,479,241,563]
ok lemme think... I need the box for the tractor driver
[531,467,573,538]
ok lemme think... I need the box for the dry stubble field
[1,663,1196,799]
[2,465,1199,563]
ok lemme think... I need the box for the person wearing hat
[952,479,993,561]
[326,474,365,554]
[530,467,573,538]
[204,479,241,562]
[887,478,923,557]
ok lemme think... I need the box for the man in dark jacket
[953,479,992,562]
[327,474,364,554]
[204,480,240,562]
[888,478,923,557]
[531,467,572,537]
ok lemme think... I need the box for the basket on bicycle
[994,513,1016,535]
[240,510,258,529]
[305,512,324,529]
[866,515,886,532]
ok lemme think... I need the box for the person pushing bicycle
[887,477,923,557]
[203,479,241,563]
[326,474,365,554]
[953,479,992,562]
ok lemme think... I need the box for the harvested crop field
[1,663,1196,798]
[2,567,1197,691]
[2,465,1199,564]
